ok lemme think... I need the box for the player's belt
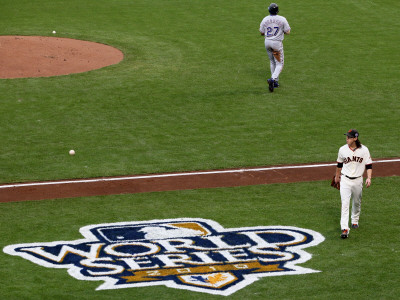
[344,175,361,180]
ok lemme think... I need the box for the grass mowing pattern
[0,0,399,299]
[0,0,399,183]
[1,177,400,299]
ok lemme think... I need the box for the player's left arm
[364,148,373,188]
[260,19,266,36]
[365,165,372,188]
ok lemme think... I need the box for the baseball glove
[330,176,340,190]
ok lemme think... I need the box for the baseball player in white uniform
[335,129,372,239]
[259,3,291,92]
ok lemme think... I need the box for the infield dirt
[1,159,399,202]
[0,35,123,78]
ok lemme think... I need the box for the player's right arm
[335,148,344,183]
[283,17,291,35]
[335,163,343,183]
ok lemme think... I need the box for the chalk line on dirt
[1,159,399,190]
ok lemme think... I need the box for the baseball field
[1,0,399,299]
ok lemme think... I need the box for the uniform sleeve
[259,19,265,34]
[283,17,291,33]
[364,148,372,165]
[337,148,344,163]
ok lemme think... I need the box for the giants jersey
[259,15,290,41]
[337,145,372,177]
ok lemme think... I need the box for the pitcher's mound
[0,36,124,79]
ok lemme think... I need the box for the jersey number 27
[266,26,279,36]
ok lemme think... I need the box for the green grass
[1,177,399,299]
[0,0,399,183]
[0,0,399,299]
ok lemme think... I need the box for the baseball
[69,150,75,156]
[52,30,56,34]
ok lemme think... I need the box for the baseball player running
[335,129,372,239]
[259,3,291,92]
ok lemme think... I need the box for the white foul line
[1,159,399,190]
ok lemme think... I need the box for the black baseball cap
[345,129,359,138]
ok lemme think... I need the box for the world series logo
[3,218,325,296]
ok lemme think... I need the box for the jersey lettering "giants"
[337,144,372,178]
[343,156,363,164]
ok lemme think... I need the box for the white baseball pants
[340,175,363,231]
[264,39,284,81]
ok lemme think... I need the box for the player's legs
[340,176,352,231]
[351,178,363,225]
[271,47,284,81]
[266,47,276,77]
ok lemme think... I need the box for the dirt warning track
[0,159,399,202]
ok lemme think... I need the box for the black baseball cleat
[274,81,279,88]
[267,78,275,92]
[351,224,359,229]
[340,229,349,239]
